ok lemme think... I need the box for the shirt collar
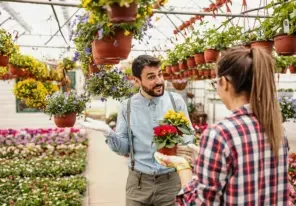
[230,104,253,117]
[136,89,162,106]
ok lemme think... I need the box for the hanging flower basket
[204,49,220,63]
[187,56,196,68]
[250,41,274,55]
[158,145,177,156]
[91,29,132,60]
[54,112,76,128]
[107,2,138,23]
[172,80,188,91]
[8,64,29,77]
[194,53,206,64]
[192,69,199,76]
[274,35,296,56]
[94,58,120,65]
[289,66,296,74]
[179,61,188,71]
[0,55,9,67]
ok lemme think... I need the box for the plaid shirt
[176,104,289,205]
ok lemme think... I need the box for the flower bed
[0,128,88,205]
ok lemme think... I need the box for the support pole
[0,17,12,26]
[1,0,271,18]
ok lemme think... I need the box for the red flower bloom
[153,125,178,137]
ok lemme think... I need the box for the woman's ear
[220,76,229,91]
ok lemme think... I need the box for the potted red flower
[153,124,182,156]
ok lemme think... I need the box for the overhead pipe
[1,0,270,18]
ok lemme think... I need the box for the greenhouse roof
[0,0,272,62]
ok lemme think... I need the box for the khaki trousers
[126,170,181,206]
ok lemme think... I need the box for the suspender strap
[127,98,135,171]
[168,92,177,112]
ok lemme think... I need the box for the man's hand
[176,144,199,165]
[78,117,112,135]
[154,152,191,172]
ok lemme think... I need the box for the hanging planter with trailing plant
[194,53,206,64]
[250,40,274,54]
[0,29,17,67]
[204,49,220,63]
[274,35,296,56]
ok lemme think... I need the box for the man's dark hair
[132,55,161,79]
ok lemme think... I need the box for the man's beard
[142,84,165,97]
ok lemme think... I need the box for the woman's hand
[154,152,191,172]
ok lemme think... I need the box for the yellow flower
[136,14,141,19]
[170,115,176,119]
[82,0,92,8]
[147,6,153,15]
[124,30,131,36]
[107,22,113,27]
[88,13,95,24]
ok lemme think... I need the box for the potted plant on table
[153,109,194,155]
[0,29,17,67]
[287,56,296,74]
[45,90,90,127]
[278,96,296,122]
[275,56,289,74]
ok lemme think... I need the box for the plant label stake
[283,19,290,34]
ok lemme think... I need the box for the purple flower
[85,47,91,55]
[73,52,79,62]
[98,28,104,40]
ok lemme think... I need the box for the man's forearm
[105,130,130,156]
[178,169,193,188]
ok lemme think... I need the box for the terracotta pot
[92,29,132,60]
[198,70,204,76]
[274,35,296,56]
[250,41,274,55]
[179,61,188,71]
[172,81,188,91]
[210,69,216,78]
[186,57,196,68]
[289,66,296,74]
[0,55,9,67]
[94,58,120,65]
[281,67,287,74]
[88,64,99,74]
[107,2,138,23]
[8,64,29,77]
[204,49,220,63]
[203,69,210,77]
[166,65,172,74]
[171,64,180,74]
[192,69,199,76]
[158,145,177,156]
[194,53,205,64]
[54,112,76,128]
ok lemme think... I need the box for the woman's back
[196,104,289,205]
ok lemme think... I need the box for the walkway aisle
[85,130,128,206]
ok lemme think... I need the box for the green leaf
[166,142,176,148]
[177,125,193,135]
[156,140,167,150]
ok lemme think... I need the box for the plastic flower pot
[192,69,199,76]
[171,64,180,74]
[187,56,196,68]
[54,112,76,128]
[0,55,9,67]
[91,29,132,60]
[250,40,274,55]
[274,34,296,56]
[166,65,172,74]
[179,61,188,71]
[194,53,206,65]
[198,69,204,76]
[204,49,220,63]
[107,2,138,23]
[289,66,296,74]
[8,64,29,77]
[93,58,120,65]
[88,63,99,74]
[158,145,177,156]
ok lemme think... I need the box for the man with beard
[79,55,195,206]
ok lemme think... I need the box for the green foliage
[86,68,132,101]
[0,29,17,56]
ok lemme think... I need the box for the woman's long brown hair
[217,47,283,157]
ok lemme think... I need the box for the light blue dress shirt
[106,91,194,175]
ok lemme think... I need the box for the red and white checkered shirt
[176,104,289,205]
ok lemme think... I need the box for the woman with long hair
[155,47,289,205]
